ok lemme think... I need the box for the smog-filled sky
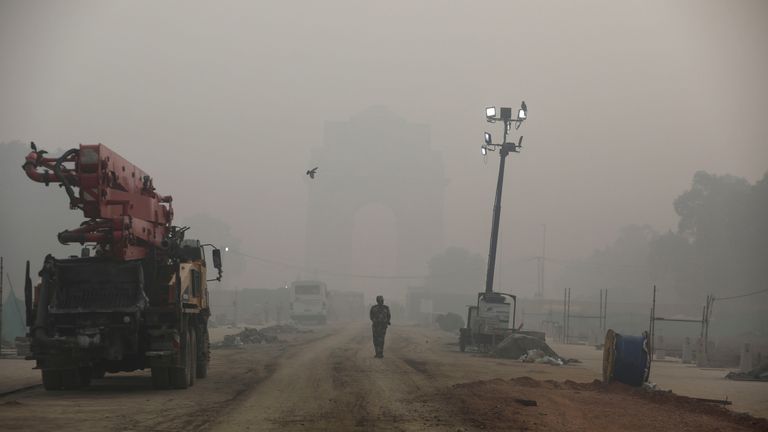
[1,0,767,299]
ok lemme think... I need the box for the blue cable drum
[603,329,650,386]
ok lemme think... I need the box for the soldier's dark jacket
[370,304,391,326]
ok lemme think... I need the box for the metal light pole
[481,102,527,295]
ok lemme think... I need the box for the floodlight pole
[481,102,526,296]
[485,140,511,294]
[484,131,524,295]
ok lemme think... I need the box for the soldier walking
[369,295,391,358]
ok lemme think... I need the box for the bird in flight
[306,167,318,179]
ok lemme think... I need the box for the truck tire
[41,370,62,391]
[171,326,195,389]
[459,329,469,353]
[196,326,209,379]
[61,368,81,390]
[151,367,170,389]
[189,329,197,386]
[92,367,106,379]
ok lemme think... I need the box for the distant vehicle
[289,280,328,325]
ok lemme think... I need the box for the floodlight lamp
[481,146,488,156]
[484,132,492,145]
[485,106,496,119]
[225,247,229,252]
[519,100,528,119]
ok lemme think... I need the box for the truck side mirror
[212,248,222,270]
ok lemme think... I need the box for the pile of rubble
[725,362,768,381]
[490,333,568,365]
[221,327,279,347]
[214,324,314,349]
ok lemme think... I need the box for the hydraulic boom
[22,142,173,260]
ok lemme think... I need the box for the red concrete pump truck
[20,142,223,390]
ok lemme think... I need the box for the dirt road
[1,323,765,431]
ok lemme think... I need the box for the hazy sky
[1,0,766,298]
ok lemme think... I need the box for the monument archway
[305,106,445,295]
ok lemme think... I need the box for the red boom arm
[22,143,173,260]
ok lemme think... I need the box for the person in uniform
[369,295,391,358]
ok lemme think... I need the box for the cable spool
[603,329,650,386]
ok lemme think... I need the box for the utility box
[459,291,544,352]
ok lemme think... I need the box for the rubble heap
[222,327,279,346]
[490,333,561,362]
[725,362,768,381]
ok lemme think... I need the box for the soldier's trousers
[372,323,388,354]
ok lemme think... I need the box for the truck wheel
[151,367,170,389]
[459,329,469,353]
[196,326,209,379]
[41,370,63,391]
[189,329,197,387]
[61,368,81,390]
[171,327,194,389]
[92,367,106,379]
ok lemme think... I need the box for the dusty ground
[0,324,766,431]
[444,377,768,432]
[550,341,768,417]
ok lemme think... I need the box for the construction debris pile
[215,324,313,348]
[725,362,768,381]
[220,328,279,347]
[519,349,564,366]
[490,334,565,365]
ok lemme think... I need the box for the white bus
[289,280,328,325]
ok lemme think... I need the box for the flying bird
[306,167,318,179]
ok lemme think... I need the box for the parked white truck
[289,280,328,325]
